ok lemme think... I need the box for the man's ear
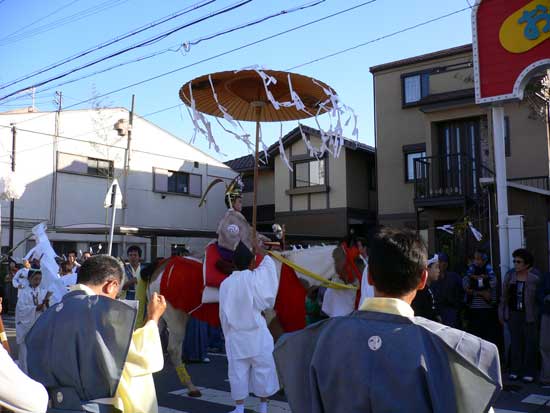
[102,279,119,298]
[417,269,428,291]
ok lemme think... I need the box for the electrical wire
[0,0,82,41]
[0,0,217,91]
[0,0,130,46]
[10,0,380,125]
[0,0,255,102]
[1,0,327,105]
[287,5,472,71]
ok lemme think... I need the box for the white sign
[104,179,123,209]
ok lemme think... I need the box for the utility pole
[50,91,62,225]
[121,94,135,256]
[8,125,16,256]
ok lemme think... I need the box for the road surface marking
[159,407,189,413]
[522,394,550,405]
[171,387,291,412]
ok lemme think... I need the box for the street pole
[8,125,16,257]
[121,95,134,256]
[491,106,510,278]
[107,183,117,256]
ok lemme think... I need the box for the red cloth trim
[204,243,229,288]
[193,303,221,327]
[160,257,203,314]
[274,264,306,332]
[341,243,363,309]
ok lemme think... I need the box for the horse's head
[277,244,365,289]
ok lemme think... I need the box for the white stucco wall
[0,108,235,259]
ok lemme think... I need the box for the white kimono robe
[0,346,48,413]
[12,268,29,297]
[16,286,48,372]
[359,256,373,308]
[219,256,280,401]
[61,273,78,292]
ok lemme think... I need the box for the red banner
[474,0,550,103]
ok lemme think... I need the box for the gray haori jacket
[274,310,502,413]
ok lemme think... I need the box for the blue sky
[0,0,473,161]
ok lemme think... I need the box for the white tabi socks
[258,401,268,413]
[229,405,244,413]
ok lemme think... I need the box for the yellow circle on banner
[500,0,550,53]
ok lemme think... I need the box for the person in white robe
[357,237,373,308]
[15,269,51,373]
[322,245,365,317]
[59,260,77,292]
[12,261,30,297]
[0,297,48,413]
[219,242,280,413]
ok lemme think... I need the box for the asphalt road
[4,315,550,413]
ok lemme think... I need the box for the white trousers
[227,351,279,401]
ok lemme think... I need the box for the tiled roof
[369,44,473,73]
[225,125,373,172]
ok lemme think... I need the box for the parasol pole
[251,102,264,252]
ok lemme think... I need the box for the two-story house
[371,44,550,272]
[226,125,377,242]
[0,107,235,260]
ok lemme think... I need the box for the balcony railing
[414,154,494,206]
[508,176,550,192]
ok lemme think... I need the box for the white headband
[427,254,439,267]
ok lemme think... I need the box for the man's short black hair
[513,248,534,268]
[77,255,124,286]
[127,245,142,257]
[368,227,427,296]
[68,250,77,256]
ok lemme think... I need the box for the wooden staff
[0,298,10,355]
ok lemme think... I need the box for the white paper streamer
[437,224,454,235]
[279,123,293,171]
[469,222,483,242]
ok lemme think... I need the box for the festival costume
[16,284,49,373]
[125,264,147,330]
[12,268,29,297]
[0,345,48,413]
[275,297,502,413]
[219,255,280,401]
[26,284,164,413]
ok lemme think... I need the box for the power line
[2,0,328,105]
[11,0,380,126]
[287,5,472,71]
[0,0,217,91]
[0,0,82,41]
[0,0,130,46]
[0,0,255,102]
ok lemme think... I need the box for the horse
[145,243,361,397]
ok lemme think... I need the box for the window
[168,171,189,194]
[504,116,511,157]
[154,168,202,196]
[58,152,113,178]
[402,73,429,105]
[293,159,325,188]
[403,144,426,182]
[52,241,77,258]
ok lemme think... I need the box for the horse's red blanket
[274,264,307,332]
[159,252,308,332]
[159,256,221,327]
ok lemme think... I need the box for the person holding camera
[463,250,499,345]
